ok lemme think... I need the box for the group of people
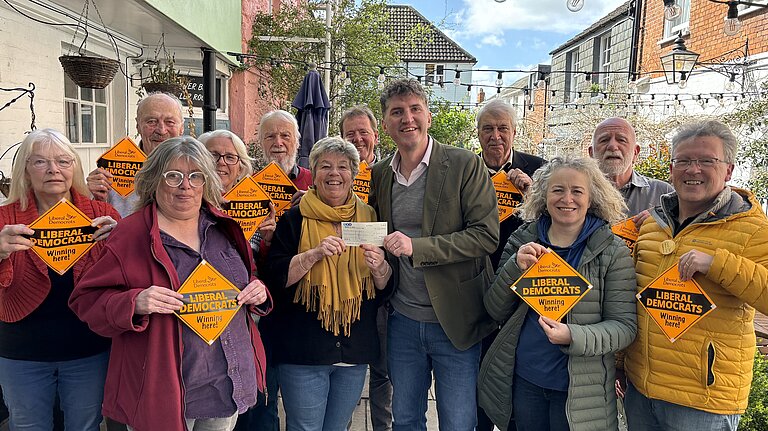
[0,76,765,431]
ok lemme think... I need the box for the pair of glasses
[27,157,75,170]
[162,171,206,188]
[670,158,728,170]
[210,152,240,165]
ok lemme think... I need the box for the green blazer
[369,139,500,350]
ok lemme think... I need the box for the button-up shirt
[390,138,433,186]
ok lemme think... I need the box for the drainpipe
[202,48,216,132]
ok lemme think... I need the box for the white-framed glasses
[27,157,75,170]
[162,170,206,188]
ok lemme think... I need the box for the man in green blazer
[368,78,499,431]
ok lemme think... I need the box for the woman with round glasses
[71,136,272,431]
[0,128,119,430]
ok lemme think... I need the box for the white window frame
[565,49,580,102]
[425,63,445,87]
[598,32,611,88]
[738,0,766,15]
[64,74,110,146]
[664,0,691,38]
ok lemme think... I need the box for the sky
[388,0,629,87]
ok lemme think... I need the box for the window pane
[64,75,78,99]
[80,87,93,102]
[95,88,106,104]
[81,105,93,143]
[96,106,107,143]
[65,102,79,143]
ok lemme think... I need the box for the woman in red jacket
[0,128,119,430]
[71,136,271,431]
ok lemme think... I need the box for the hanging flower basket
[142,82,184,96]
[59,55,120,89]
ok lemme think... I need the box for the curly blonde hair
[519,155,627,224]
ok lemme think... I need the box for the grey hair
[476,99,518,130]
[5,128,88,211]
[309,136,360,179]
[257,110,301,144]
[134,136,223,210]
[136,92,184,121]
[519,155,627,224]
[671,120,738,163]
[339,105,378,134]
[380,79,428,113]
[198,129,254,180]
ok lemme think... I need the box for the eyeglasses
[162,170,206,188]
[210,152,240,165]
[27,157,75,170]
[671,158,729,170]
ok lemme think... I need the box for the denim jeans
[234,361,280,431]
[387,309,480,431]
[0,351,108,431]
[369,304,393,431]
[512,375,569,431]
[624,381,740,431]
[278,363,367,431]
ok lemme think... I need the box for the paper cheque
[341,222,388,247]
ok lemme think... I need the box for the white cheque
[341,222,388,247]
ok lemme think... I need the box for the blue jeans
[512,376,569,431]
[0,352,108,431]
[624,381,740,431]
[387,310,480,431]
[278,363,367,431]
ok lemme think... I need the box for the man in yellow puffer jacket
[624,120,768,431]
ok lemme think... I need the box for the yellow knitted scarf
[297,189,376,336]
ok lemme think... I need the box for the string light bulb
[495,71,504,87]
[663,0,682,21]
[377,67,386,83]
[536,79,546,90]
[723,2,741,36]
[677,71,688,89]
[724,73,737,92]
[453,70,461,86]
[566,0,584,12]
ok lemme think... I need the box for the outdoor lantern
[660,33,699,85]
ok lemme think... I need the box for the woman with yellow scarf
[264,136,392,430]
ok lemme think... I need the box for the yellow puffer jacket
[625,188,768,414]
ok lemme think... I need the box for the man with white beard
[589,117,672,222]
[258,110,313,191]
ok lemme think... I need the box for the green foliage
[635,142,671,182]
[428,101,477,150]
[244,0,422,136]
[724,81,768,200]
[741,350,768,431]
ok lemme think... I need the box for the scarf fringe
[294,276,376,337]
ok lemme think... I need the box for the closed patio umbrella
[292,67,330,168]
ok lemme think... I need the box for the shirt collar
[485,149,514,175]
[390,136,433,174]
[620,170,650,191]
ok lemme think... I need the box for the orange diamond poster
[491,171,523,223]
[96,137,146,197]
[611,217,639,254]
[511,249,592,321]
[175,260,242,345]
[26,198,97,275]
[252,162,298,220]
[222,176,274,241]
[353,161,372,204]
[636,263,716,343]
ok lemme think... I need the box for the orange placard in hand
[611,217,639,254]
[222,176,274,241]
[96,137,146,197]
[636,263,716,343]
[353,161,371,204]
[26,198,97,275]
[175,260,242,345]
[252,162,298,221]
[491,171,523,223]
[511,249,592,321]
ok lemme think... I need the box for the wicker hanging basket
[142,82,184,96]
[59,55,120,89]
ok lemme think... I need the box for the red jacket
[70,202,271,431]
[0,190,119,322]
